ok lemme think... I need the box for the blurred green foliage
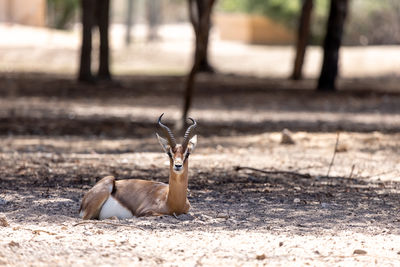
[47,0,79,29]
[218,0,330,44]
[218,0,301,28]
[44,0,400,45]
[217,0,329,44]
[344,0,400,45]
[218,0,400,45]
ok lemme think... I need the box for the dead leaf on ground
[256,254,266,260]
[0,257,7,265]
[8,241,20,247]
[335,143,348,152]
[0,216,9,227]
[353,249,367,255]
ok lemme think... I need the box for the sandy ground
[1,131,400,266]
[0,73,400,266]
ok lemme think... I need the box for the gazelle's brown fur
[79,114,197,219]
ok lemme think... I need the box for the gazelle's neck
[166,160,189,213]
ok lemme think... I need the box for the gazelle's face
[171,145,184,173]
[156,113,197,175]
[156,135,198,174]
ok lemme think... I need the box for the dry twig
[234,166,311,179]
[14,227,57,236]
[31,229,57,235]
[327,132,340,177]
[349,164,355,179]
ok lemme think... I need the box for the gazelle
[79,114,198,219]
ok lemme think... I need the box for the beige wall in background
[215,13,295,45]
[0,0,46,27]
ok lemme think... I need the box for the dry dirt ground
[0,74,400,266]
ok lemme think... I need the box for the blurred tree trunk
[191,0,214,73]
[317,0,348,91]
[78,0,111,82]
[182,0,215,128]
[125,0,135,45]
[291,0,313,80]
[96,0,111,80]
[79,0,95,82]
[146,0,161,41]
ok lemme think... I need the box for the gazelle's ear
[186,135,197,153]
[156,133,170,153]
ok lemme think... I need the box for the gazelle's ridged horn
[182,117,197,150]
[158,113,177,148]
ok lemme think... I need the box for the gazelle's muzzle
[173,157,184,172]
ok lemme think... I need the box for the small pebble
[216,214,229,219]
[281,129,295,145]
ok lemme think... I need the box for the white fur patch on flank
[99,196,133,220]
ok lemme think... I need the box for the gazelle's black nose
[174,164,182,169]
